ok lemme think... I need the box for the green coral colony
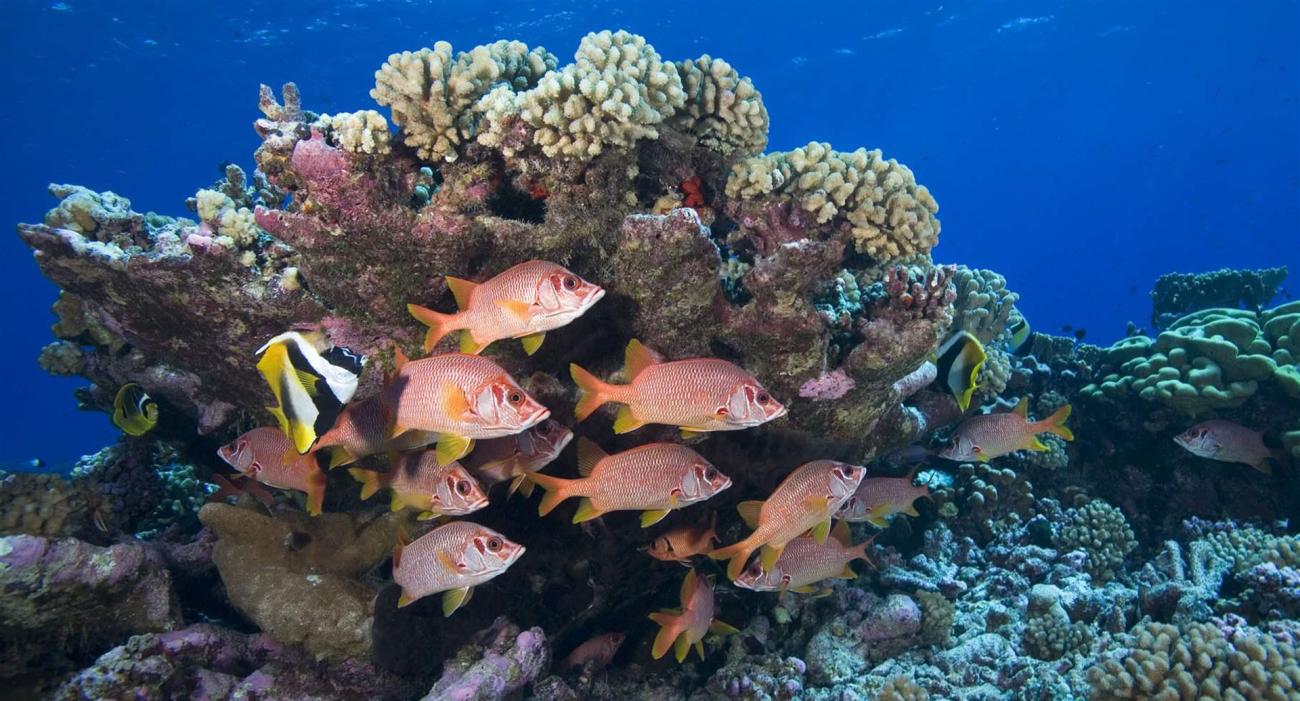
[4,29,1299,701]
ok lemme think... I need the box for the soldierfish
[255,331,365,454]
[392,520,525,615]
[560,632,626,670]
[570,340,786,437]
[648,570,738,662]
[313,395,438,469]
[464,419,573,498]
[938,397,1073,462]
[408,260,605,356]
[647,512,720,564]
[1174,420,1276,474]
[733,521,872,594]
[836,469,932,528]
[380,353,550,465]
[217,427,329,516]
[348,451,489,520]
[710,460,865,579]
[530,440,731,526]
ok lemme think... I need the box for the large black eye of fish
[455,480,472,496]
[486,536,503,552]
[508,391,523,405]
[563,275,578,290]
[746,562,763,576]
[704,467,720,482]
[756,391,771,404]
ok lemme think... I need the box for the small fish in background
[933,331,986,412]
[1073,328,1087,341]
[836,468,932,528]
[348,451,488,520]
[217,427,328,515]
[391,520,524,615]
[1174,420,1277,474]
[733,521,872,594]
[313,395,437,469]
[256,330,366,454]
[530,440,731,526]
[710,460,865,579]
[408,260,605,355]
[571,339,786,437]
[465,419,573,498]
[647,512,720,564]
[381,352,550,465]
[938,397,1073,462]
[649,569,738,662]
[560,632,626,670]
[112,383,159,436]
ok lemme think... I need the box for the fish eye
[972,446,982,454]
[704,467,720,481]
[756,391,771,403]
[455,480,472,496]
[486,536,503,551]
[746,562,763,576]
[508,391,523,405]
[563,275,578,290]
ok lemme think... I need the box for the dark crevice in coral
[485,178,545,223]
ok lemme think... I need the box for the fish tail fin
[850,537,876,568]
[348,468,383,500]
[709,535,759,580]
[648,611,682,660]
[305,469,327,516]
[570,363,615,421]
[407,303,458,354]
[528,472,575,517]
[1040,403,1074,441]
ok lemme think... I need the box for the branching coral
[875,675,930,701]
[1052,499,1136,583]
[372,39,557,162]
[670,55,769,157]
[725,141,941,262]
[316,109,393,156]
[1023,584,1091,661]
[952,266,1020,345]
[43,184,146,247]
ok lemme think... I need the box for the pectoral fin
[436,434,474,466]
[520,332,545,356]
[442,586,473,617]
[709,619,739,635]
[760,544,784,571]
[811,517,832,545]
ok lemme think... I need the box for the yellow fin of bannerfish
[641,509,671,528]
[112,383,158,436]
[435,434,474,466]
[442,586,473,617]
[519,332,545,356]
[445,276,478,310]
[613,406,646,434]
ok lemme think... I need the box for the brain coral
[670,55,769,156]
[725,141,941,261]
[1085,619,1300,700]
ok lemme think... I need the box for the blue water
[2,0,1297,463]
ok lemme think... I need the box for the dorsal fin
[831,519,852,547]
[1012,396,1029,418]
[623,339,662,381]
[576,437,608,477]
[445,276,478,310]
[679,569,700,603]
[736,500,763,529]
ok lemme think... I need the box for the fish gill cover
[1,17,1299,701]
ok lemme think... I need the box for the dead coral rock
[198,502,411,661]
[421,617,550,701]
[0,473,100,539]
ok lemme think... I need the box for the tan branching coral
[952,266,1020,344]
[915,589,955,647]
[875,676,930,701]
[670,55,769,156]
[1053,499,1136,582]
[316,109,392,156]
[194,189,260,249]
[725,142,940,261]
[1023,584,1091,661]
[372,39,557,162]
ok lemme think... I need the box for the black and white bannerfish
[933,331,986,412]
[112,383,159,436]
[1007,317,1035,356]
[256,331,366,454]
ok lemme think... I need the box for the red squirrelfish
[464,419,573,498]
[408,260,605,356]
[348,451,489,520]
[560,632,626,670]
[217,427,328,516]
[836,469,932,528]
[531,440,731,526]
[570,340,786,438]
[733,521,871,594]
[1174,419,1275,475]
[648,569,738,662]
[381,352,550,465]
[710,460,865,579]
[647,511,719,564]
[392,521,525,615]
[313,395,437,469]
[937,397,1073,462]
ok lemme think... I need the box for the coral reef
[1052,498,1136,583]
[1150,266,1288,330]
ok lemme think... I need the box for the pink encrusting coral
[800,368,857,401]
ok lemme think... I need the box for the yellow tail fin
[347,468,383,500]
[1041,403,1074,441]
[570,363,615,421]
[407,303,458,353]
[648,611,682,660]
[528,472,575,517]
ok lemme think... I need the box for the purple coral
[422,618,549,701]
[800,368,857,401]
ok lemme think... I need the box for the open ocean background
[2,0,1296,464]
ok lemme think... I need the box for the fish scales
[585,444,701,509]
[394,522,486,593]
[627,360,755,423]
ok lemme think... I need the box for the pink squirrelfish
[392,521,525,615]
[570,340,786,438]
[733,522,871,594]
[649,570,738,662]
[464,419,573,498]
[408,260,605,356]
[348,451,488,520]
[938,398,1073,462]
[1174,420,1275,475]
[710,460,865,579]
[530,440,732,526]
[647,512,719,564]
[560,632,626,670]
[380,352,551,465]
[836,469,932,528]
[313,395,437,469]
[217,427,328,516]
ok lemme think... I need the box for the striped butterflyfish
[256,331,366,454]
[112,383,159,436]
[933,331,986,412]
